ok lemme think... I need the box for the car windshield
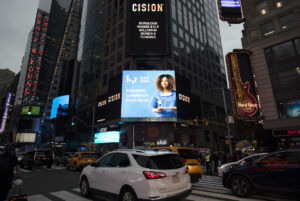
[81,153,98,158]
[133,154,184,170]
[177,149,198,159]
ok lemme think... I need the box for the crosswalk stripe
[50,190,91,201]
[194,176,230,192]
[28,194,52,201]
[72,188,80,192]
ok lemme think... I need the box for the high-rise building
[79,0,230,151]
[241,0,300,150]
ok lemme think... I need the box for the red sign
[288,130,300,135]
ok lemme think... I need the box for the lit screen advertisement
[121,70,176,121]
[0,92,12,133]
[287,99,300,118]
[50,95,70,119]
[94,131,120,144]
[16,133,36,143]
[127,0,168,55]
[21,106,40,115]
[218,0,243,23]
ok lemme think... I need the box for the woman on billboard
[151,74,177,117]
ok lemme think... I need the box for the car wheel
[230,176,252,197]
[80,177,91,197]
[120,187,137,201]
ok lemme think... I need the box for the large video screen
[121,70,176,121]
[16,133,36,143]
[21,106,40,115]
[50,95,70,119]
[287,99,300,118]
[218,0,243,23]
[94,131,120,144]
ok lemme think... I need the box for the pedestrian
[0,145,20,201]
[205,152,212,175]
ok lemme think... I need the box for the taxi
[151,146,203,183]
[67,152,98,171]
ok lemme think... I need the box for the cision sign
[126,0,168,55]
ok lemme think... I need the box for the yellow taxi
[67,152,98,171]
[151,146,203,183]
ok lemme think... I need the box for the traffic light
[28,106,32,115]
[71,117,75,126]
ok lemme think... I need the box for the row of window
[256,0,292,16]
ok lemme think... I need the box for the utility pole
[221,87,233,156]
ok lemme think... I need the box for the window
[259,152,300,167]
[274,0,291,8]
[117,36,123,48]
[279,13,296,30]
[118,23,123,34]
[295,39,300,54]
[173,36,178,47]
[132,154,184,169]
[110,153,130,167]
[256,1,268,15]
[261,21,275,36]
[98,153,114,167]
[272,41,296,61]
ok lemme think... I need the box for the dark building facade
[241,0,300,150]
[79,0,231,152]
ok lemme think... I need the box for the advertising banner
[226,50,259,120]
[94,131,120,144]
[218,0,243,24]
[121,70,176,121]
[21,106,40,115]
[16,133,36,143]
[0,92,12,133]
[287,99,300,118]
[126,0,168,55]
[50,95,70,119]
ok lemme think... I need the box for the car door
[89,153,114,192]
[287,151,300,193]
[252,152,294,193]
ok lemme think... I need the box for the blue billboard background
[50,95,70,119]
[94,131,120,144]
[287,99,300,118]
[121,70,176,121]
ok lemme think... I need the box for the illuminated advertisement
[0,92,12,133]
[21,106,40,115]
[287,99,300,118]
[24,10,49,97]
[16,133,36,143]
[218,0,243,23]
[226,50,259,120]
[126,0,168,55]
[50,95,70,119]
[94,131,120,144]
[121,70,176,121]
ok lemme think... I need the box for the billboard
[126,0,168,55]
[16,133,36,143]
[50,95,70,119]
[287,99,300,118]
[121,70,176,121]
[226,50,259,120]
[21,106,40,115]
[94,131,120,144]
[218,0,243,24]
[0,92,12,133]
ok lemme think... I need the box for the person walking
[205,152,212,175]
[0,145,20,201]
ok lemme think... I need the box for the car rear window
[177,149,198,159]
[132,154,184,170]
[36,151,52,156]
[81,153,98,158]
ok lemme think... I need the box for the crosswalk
[193,175,231,193]
[19,165,66,173]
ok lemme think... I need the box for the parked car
[218,153,268,177]
[20,150,54,169]
[67,152,98,171]
[151,146,203,183]
[54,152,73,166]
[223,149,300,198]
[80,149,192,201]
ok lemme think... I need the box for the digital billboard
[50,95,70,119]
[287,99,300,118]
[218,0,243,24]
[21,106,40,115]
[121,70,176,121]
[94,131,120,144]
[16,133,36,143]
[226,50,259,120]
[0,92,12,133]
[126,0,168,55]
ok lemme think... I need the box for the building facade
[241,0,300,150]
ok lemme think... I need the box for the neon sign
[0,92,12,133]
[24,10,49,97]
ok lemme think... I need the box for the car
[20,150,54,169]
[67,152,99,171]
[222,149,300,198]
[54,152,73,166]
[79,149,192,201]
[218,153,268,177]
[151,146,203,183]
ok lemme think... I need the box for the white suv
[79,149,192,201]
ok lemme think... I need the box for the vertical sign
[218,0,243,24]
[0,92,12,133]
[127,0,168,55]
[226,50,259,120]
[24,10,49,97]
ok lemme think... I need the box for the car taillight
[34,152,37,160]
[185,167,189,174]
[143,171,166,180]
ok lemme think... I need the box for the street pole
[221,88,233,156]
[132,123,135,149]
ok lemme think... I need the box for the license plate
[172,175,180,183]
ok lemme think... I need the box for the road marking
[72,188,80,192]
[50,191,91,201]
[192,190,264,201]
[28,194,52,201]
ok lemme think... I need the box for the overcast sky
[0,0,243,74]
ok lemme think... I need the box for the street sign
[227,115,235,124]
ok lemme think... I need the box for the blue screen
[121,70,177,121]
[287,99,300,118]
[221,0,240,7]
[94,131,120,143]
[50,95,70,119]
